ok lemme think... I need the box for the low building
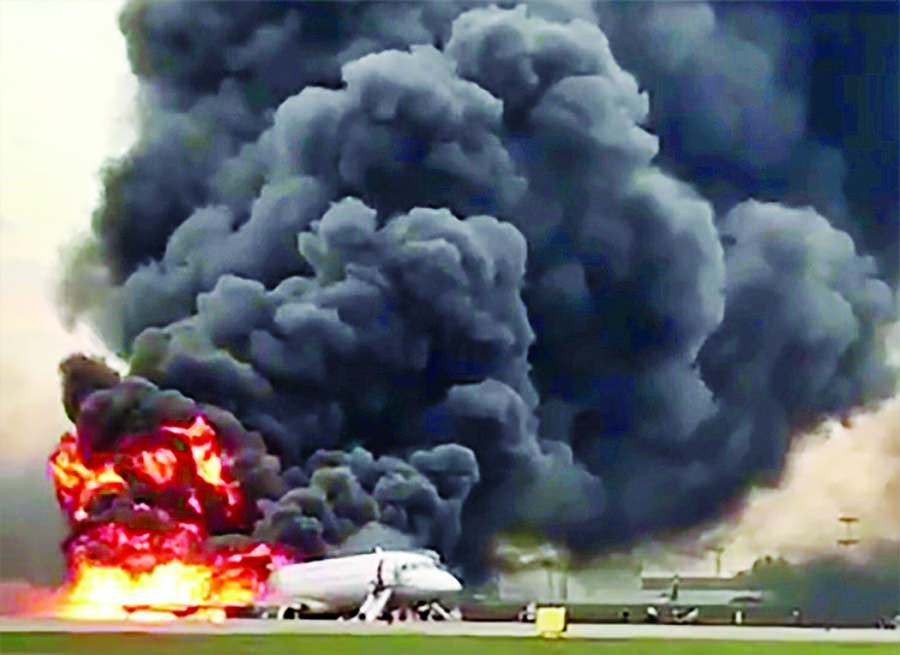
[495,554,644,604]
[494,562,766,607]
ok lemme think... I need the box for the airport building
[495,555,644,604]
[491,557,767,607]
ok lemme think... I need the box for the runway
[0,618,898,642]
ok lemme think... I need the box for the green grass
[0,634,894,655]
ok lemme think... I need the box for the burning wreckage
[39,358,467,623]
[42,379,465,623]
[47,412,292,621]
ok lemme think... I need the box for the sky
[0,0,896,583]
[0,0,134,581]
[0,0,133,464]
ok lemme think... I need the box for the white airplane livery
[259,548,463,622]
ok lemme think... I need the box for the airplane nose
[440,572,462,594]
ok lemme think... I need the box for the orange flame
[45,415,289,621]
[48,435,126,523]
[162,418,241,509]
[136,449,178,485]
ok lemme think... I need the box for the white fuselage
[262,550,463,614]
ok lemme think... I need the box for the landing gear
[405,602,459,622]
[277,605,306,620]
[378,602,460,623]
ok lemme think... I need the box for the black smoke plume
[59,1,897,580]
[592,0,899,280]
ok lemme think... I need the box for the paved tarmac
[0,618,898,642]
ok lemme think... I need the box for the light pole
[706,545,725,578]
[829,516,859,628]
[837,516,859,549]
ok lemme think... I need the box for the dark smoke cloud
[592,0,899,280]
[60,354,121,423]
[58,1,897,580]
[60,356,281,498]
[255,442,479,558]
[78,0,483,288]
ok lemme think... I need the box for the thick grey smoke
[59,1,897,580]
[592,0,899,279]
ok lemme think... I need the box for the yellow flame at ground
[44,415,282,622]
[60,561,230,621]
[127,610,178,623]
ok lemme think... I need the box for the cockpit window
[399,559,449,573]
[401,561,434,571]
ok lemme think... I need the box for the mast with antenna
[837,516,859,549]
[706,545,725,578]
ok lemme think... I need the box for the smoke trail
[58,1,897,580]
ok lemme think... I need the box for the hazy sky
[0,0,133,464]
[0,0,136,583]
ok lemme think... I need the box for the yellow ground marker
[535,606,568,638]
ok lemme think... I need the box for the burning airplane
[6,0,896,618]
[42,405,464,622]
[46,414,291,621]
